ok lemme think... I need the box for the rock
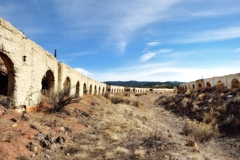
[59,126,65,133]
[21,111,30,121]
[36,131,45,140]
[45,133,55,144]
[56,136,66,144]
[51,143,57,152]
[0,96,13,109]
[30,124,38,130]
[27,142,38,154]
[10,117,18,122]
[40,139,51,149]
[11,123,17,128]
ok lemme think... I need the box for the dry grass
[183,118,219,142]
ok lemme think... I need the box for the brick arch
[75,81,80,97]
[89,84,93,95]
[198,83,202,89]
[41,70,54,97]
[63,77,71,96]
[206,82,211,88]
[0,52,15,97]
[231,78,239,89]
[217,81,224,89]
[98,86,101,95]
[94,85,97,95]
[192,84,195,89]
[83,83,87,95]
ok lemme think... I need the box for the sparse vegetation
[183,118,219,142]
[0,87,239,159]
[48,90,80,113]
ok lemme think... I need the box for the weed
[110,95,130,104]
[183,118,219,142]
[103,92,110,99]
[49,90,80,113]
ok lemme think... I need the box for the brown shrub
[104,92,110,99]
[183,118,219,142]
[110,96,130,104]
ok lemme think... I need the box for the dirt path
[138,93,240,160]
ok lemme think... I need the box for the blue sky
[1,0,240,82]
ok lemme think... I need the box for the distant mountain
[104,81,183,88]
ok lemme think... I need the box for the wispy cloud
[140,49,173,62]
[52,0,181,53]
[235,48,240,52]
[91,62,240,82]
[173,25,240,44]
[146,41,161,47]
[59,51,96,62]
[140,52,156,62]
[74,68,95,76]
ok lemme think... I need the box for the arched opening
[98,87,101,95]
[188,85,191,89]
[217,81,224,89]
[83,83,87,95]
[75,81,80,97]
[185,86,187,90]
[0,53,14,97]
[231,78,240,89]
[41,70,54,97]
[63,77,71,97]
[198,83,202,89]
[89,84,92,95]
[111,89,113,93]
[192,84,195,89]
[206,82,211,88]
[94,85,97,95]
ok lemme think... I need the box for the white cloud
[235,48,240,52]
[91,63,240,82]
[174,25,240,44]
[52,0,181,53]
[140,49,173,62]
[147,41,161,47]
[74,68,95,76]
[140,52,156,62]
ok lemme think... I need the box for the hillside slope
[0,92,238,159]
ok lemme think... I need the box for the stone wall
[180,73,240,90]
[0,17,159,109]
[0,17,108,108]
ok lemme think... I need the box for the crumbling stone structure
[0,17,106,110]
[0,17,173,110]
[180,73,240,90]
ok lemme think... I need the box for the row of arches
[41,70,106,98]
[184,79,240,90]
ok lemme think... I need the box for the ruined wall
[181,73,240,90]
[0,17,168,109]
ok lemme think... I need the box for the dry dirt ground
[0,92,239,159]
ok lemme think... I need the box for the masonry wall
[180,73,240,90]
[0,17,169,109]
